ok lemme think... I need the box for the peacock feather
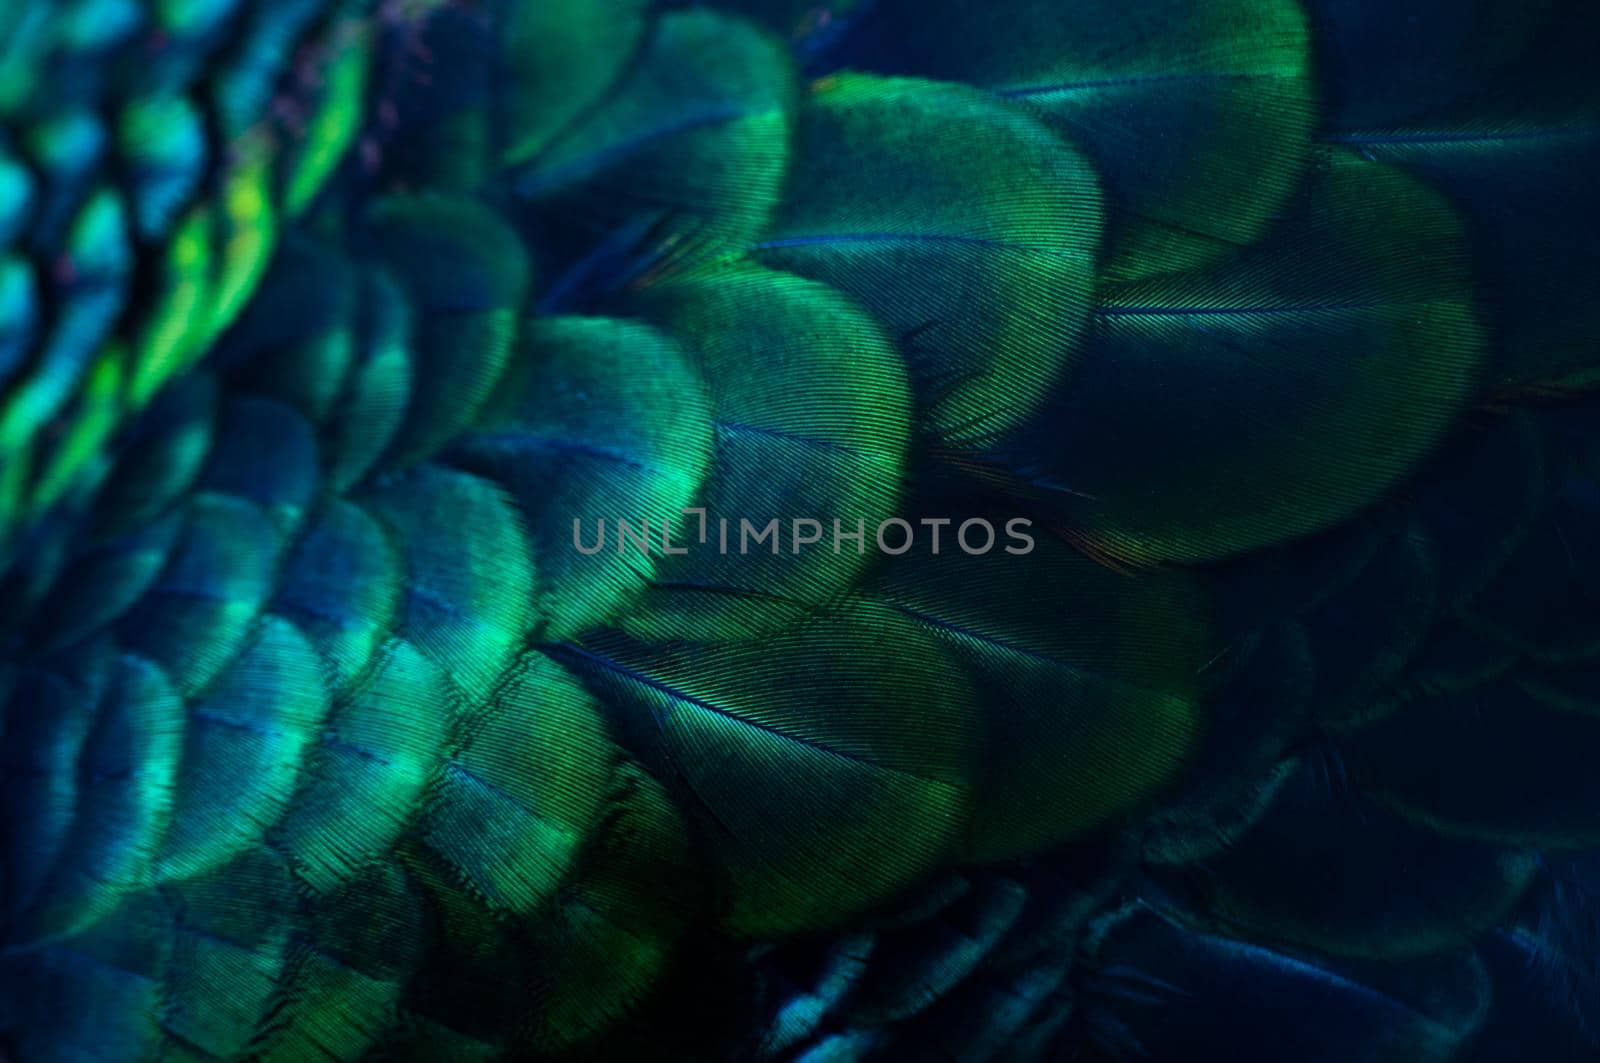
[0,0,1597,1059]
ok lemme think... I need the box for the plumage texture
[0,0,1597,1059]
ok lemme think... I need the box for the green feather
[419,653,612,915]
[362,196,531,469]
[272,499,403,689]
[324,268,412,493]
[117,92,206,239]
[281,26,370,218]
[32,513,181,653]
[834,0,1316,281]
[517,10,797,260]
[280,859,428,1056]
[755,73,1102,448]
[448,314,715,642]
[554,603,979,938]
[623,264,912,640]
[988,153,1485,564]
[2,668,93,935]
[500,0,649,167]
[159,850,302,1058]
[88,376,215,539]
[155,616,329,881]
[200,396,319,531]
[864,526,1207,861]
[275,637,451,892]
[361,463,537,703]
[1333,111,1600,392]
[519,760,698,1052]
[22,652,183,944]
[118,492,279,696]
[221,233,355,420]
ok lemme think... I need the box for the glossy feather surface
[0,1,1597,1059]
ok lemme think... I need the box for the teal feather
[0,1,1598,1058]
[755,73,1102,449]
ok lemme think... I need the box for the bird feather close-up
[0,0,1596,1059]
